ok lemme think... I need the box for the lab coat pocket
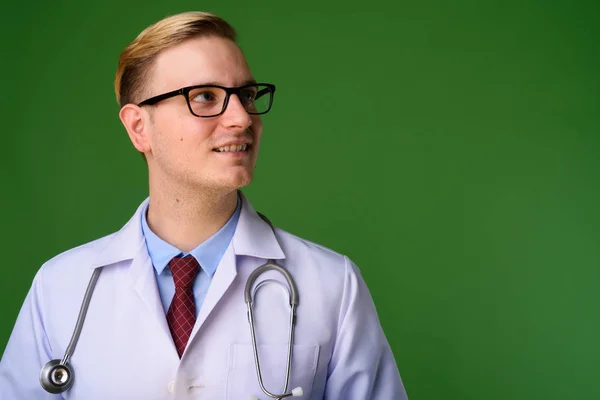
[226,343,319,399]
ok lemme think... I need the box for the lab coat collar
[88,199,148,269]
[232,191,285,260]
[89,191,285,270]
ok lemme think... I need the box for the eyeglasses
[137,83,276,118]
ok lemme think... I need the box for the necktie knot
[169,255,199,289]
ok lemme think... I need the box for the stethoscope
[39,213,304,399]
[245,260,303,400]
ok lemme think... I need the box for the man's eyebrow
[193,79,257,87]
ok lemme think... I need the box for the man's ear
[119,104,151,153]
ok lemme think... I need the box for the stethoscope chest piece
[40,359,74,394]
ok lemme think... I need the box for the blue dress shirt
[140,197,241,317]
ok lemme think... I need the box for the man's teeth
[215,144,248,152]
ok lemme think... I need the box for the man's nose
[221,94,251,127]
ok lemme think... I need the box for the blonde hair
[114,11,237,107]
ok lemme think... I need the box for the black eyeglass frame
[137,83,276,118]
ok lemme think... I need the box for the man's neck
[145,184,239,253]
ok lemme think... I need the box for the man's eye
[241,91,256,102]
[192,91,216,102]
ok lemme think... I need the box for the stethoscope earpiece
[40,359,74,393]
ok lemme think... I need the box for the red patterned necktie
[167,255,200,358]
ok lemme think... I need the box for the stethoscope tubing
[40,211,303,399]
[245,261,300,399]
[39,267,102,393]
[63,268,102,364]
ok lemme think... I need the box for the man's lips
[213,137,253,153]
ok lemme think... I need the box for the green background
[1,1,599,399]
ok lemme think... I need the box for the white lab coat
[0,194,408,399]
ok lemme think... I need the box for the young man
[0,12,409,399]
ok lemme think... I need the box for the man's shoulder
[273,226,350,269]
[41,231,119,273]
[40,199,145,274]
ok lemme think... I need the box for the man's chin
[231,174,254,189]
[213,171,254,191]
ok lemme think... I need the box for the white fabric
[0,194,408,399]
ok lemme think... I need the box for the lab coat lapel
[128,241,173,340]
[89,198,173,342]
[188,192,285,341]
[192,244,236,334]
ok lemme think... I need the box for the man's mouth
[213,144,250,152]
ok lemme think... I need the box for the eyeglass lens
[187,85,272,116]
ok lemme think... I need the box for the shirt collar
[140,195,242,277]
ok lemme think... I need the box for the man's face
[142,36,263,191]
